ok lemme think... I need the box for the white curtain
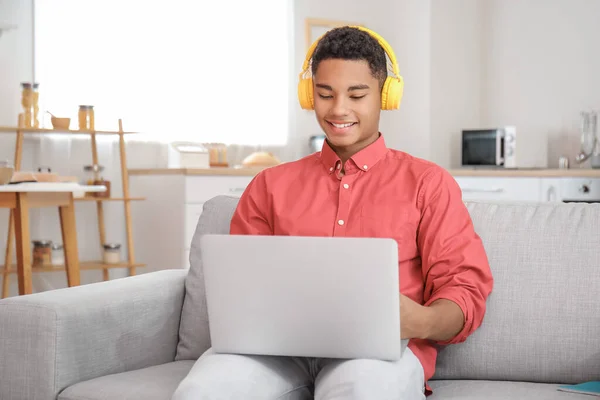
[34,0,292,145]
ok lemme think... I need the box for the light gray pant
[172,347,425,400]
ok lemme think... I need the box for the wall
[0,1,33,127]
[480,0,600,168]
[429,0,485,168]
[0,0,33,167]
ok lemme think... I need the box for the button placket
[333,175,356,236]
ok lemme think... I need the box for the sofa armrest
[0,269,187,400]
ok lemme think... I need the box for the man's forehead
[315,58,371,70]
[314,60,377,83]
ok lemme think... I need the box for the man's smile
[326,120,358,134]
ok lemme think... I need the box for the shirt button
[343,183,349,189]
[337,219,345,226]
[363,165,368,170]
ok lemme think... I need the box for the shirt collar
[319,133,389,174]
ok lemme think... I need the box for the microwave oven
[461,127,517,168]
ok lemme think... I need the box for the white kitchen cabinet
[130,172,254,272]
[453,177,542,202]
[454,176,600,203]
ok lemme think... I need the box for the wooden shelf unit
[1,115,146,298]
[3,261,145,274]
[0,127,138,135]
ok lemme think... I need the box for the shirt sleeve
[230,171,273,235]
[417,167,494,345]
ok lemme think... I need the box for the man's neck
[329,132,380,164]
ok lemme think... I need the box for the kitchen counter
[448,168,600,177]
[128,167,268,177]
[129,167,600,178]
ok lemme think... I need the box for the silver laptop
[200,234,406,361]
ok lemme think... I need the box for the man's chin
[325,137,356,151]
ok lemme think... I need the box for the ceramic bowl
[51,117,71,130]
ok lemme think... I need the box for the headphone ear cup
[298,77,315,110]
[380,76,404,110]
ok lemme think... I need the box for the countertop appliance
[461,127,515,168]
[167,142,210,169]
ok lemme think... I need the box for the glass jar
[93,177,111,198]
[32,83,40,128]
[78,105,95,130]
[32,240,52,266]
[51,243,65,266]
[83,164,104,185]
[103,243,121,264]
[207,143,228,167]
[0,160,14,185]
[20,82,40,128]
[21,82,34,128]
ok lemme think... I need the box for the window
[34,0,292,145]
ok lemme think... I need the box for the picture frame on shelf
[304,18,362,50]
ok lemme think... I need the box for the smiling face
[313,58,382,162]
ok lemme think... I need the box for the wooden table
[0,183,106,296]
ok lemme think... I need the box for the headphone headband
[300,26,401,81]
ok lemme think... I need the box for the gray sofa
[1,195,598,400]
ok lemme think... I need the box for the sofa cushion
[428,380,586,400]
[58,361,194,400]
[433,201,600,384]
[176,195,240,361]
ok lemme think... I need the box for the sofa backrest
[176,195,600,384]
[175,195,239,361]
[432,201,600,384]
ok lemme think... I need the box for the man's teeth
[331,122,354,128]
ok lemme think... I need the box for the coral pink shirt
[229,134,493,393]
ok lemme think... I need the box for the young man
[173,26,493,399]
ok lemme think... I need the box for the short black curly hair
[311,26,388,89]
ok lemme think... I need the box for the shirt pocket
[359,203,419,258]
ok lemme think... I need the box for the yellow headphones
[298,26,404,111]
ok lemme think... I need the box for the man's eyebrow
[315,83,370,91]
[348,84,370,91]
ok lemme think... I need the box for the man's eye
[318,94,333,99]
[350,95,366,100]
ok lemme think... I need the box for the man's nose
[330,96,350,116]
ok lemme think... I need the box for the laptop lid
[200,234,404,361]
